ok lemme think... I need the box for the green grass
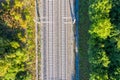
[78,0,90,80]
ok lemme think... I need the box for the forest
[0,0,35,80]
[88,0,120,79]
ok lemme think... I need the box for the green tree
[89,0,120,79]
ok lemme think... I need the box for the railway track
[36,0,75,80]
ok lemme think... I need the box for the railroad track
[37,0,75,80]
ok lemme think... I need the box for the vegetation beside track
[78,0,120,79]
[78,0,90,79]
[0,0,35,80]
[89,0,120,79]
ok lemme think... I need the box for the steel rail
[35,0,38,80]
[56,0,59,79]
[47,2,49,80]
[39,0,75,80]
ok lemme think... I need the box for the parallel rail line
[35,0,75,80]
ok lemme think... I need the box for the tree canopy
[0,0,35,79]
[89,0,120,79]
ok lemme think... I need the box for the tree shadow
[0,18,25,55]
[107,0,120,79]
[109,0,120,29]
[0,21,25,42]
[0,0,25,54]
[0,0,15,8]
[15,71,30,80]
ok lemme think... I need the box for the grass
[24,0,36,80]
[78,0,90,80]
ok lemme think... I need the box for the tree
[88,0,120,79]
